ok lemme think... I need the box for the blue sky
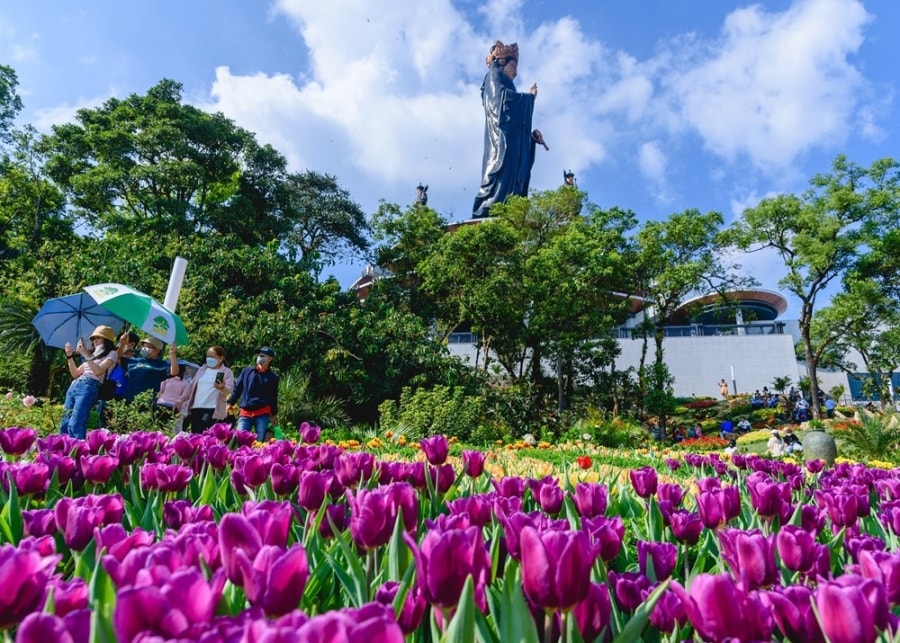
[2,0,897,318]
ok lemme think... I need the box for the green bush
[836,411,900,463]
[378,384,488,443]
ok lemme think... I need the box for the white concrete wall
[615,335,803,398]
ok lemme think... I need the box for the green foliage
[277,365,349,430]
[569,414,647,448]
[104,391,167,434]
[836,411,900,463]
[378,385,488,443]
[0,64,23,143]
[0,391,63,433]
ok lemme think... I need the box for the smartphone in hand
[215,371,224,385]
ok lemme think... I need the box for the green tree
[811,279,900,407]
[0,64,23,144]
[634,209,751,432]
[729,156,899,418]
[43,79,288,244]
[276,170,370,275]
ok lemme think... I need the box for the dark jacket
[227,366,279,415]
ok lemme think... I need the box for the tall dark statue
[414,183,428,206]
[472,41,546,219]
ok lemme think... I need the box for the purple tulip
[668,510,703,546]
[334,451,377,487]
[375,581,427,634]
[664,457,681,470]
[746,472,791,519]
[573,582,612,642]
[763,585,825,643]
[237,543,309,616]
[269,462,300,496]
[297,470,330,512]
[461,450,486,478]
[815,490,860,530]
[717,528,778,591]
[316,503,349,539]
[11,462,50,496]
[776,525,819,574]
[445,495,494,528]
[859,550,900,606]
[163,499,214,530]
[806,459,825,473]
[657,483,685,507]
[609,570,653,611]
[815,575,884,643]
[86,428,117,454]
[404,525,491,611]
[94,523,155,561]
[419,435,450,466]
[649,586,687,633]
[348,483,418,550]
[0,544,61,629]
[637,540,677,580]
[242,500,292,548]
[847,534,887,563]
[581,515,625,563]
[671,573,775,642]
[140,463,193,493]
[629,466,658,498]
[46,577,89,617]
[800,503,826,536]
[299,422,322,444]
[80,454,119,485]
[520,526,598,611]
[696,486,740,530]
[275,604,404,642]
[538,482,564,515]
[0,427,37,455]
[492,476,526,498]
[54,494,125,551]
[14,611,90,643]
[113,568,226,641]
[572,482,608,518]
[22,509,57,538]
[219,513,264,584]
[425,462,456,494]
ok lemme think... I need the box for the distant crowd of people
[58,325,280,442]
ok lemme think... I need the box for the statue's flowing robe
[472,63,536,218]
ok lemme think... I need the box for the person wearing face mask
[59,325,119,439]
[177,345,234,434]
[118,335,178,403]
[227,346,279,442]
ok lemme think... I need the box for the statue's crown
[486,41,518,67]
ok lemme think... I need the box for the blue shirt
[228,366,279,415]
[721,419,734,433]
[121,357,171,402]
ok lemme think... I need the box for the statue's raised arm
[472,41,544,219]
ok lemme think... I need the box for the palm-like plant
[277,365,349,431]
[837,410,900,463]
[0,298,55,395]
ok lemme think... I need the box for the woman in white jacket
[179,345,234,434]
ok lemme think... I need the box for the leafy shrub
[105,391,165,434]
[836,411,900,463]
[0,391,63,434]
[728,402,753,417]
[278,366,349,430]
[750,408,780,423]
[672,436,729,452]
[684,399,718,409]
[835,406,856,417]
[378,385,488,443]
[571,417,647,448]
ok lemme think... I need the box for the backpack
[97,352,121,401]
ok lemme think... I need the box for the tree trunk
[800,311,822,420]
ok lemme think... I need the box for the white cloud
[638,141,672,204]
[31,92,113,131]
[659,0,872,171]
[195,0,883,220]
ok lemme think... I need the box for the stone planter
[802,428,837,466]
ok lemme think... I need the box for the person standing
[179,345,235,434]
[155,364,192,431]
[228,346,279,442]
[719,379,729,399]
[119,336,178,402]
[472,40,544,218]
[59,325,118,440]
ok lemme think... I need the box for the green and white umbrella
[83,283,188,345]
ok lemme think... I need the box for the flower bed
[1,424,900,642]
